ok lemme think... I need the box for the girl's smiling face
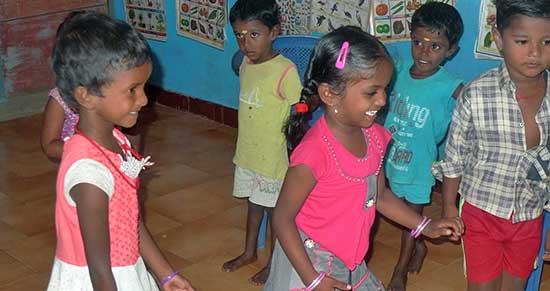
[94,62,152,128]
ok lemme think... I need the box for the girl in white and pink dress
[46,11,194,291]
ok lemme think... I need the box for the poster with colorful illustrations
[475,0,501,59]
[176,0,226,50]
[369,0,455,42]
[125,0,167,41]
[277,0,312,35]
[309,0,372,34]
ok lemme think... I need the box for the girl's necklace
[75,129,140,190]
[323,128,385,183]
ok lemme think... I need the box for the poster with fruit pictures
[369,0,455,42]
[177,0,226,50]
[125,0,167,41]
[474,0,501,59]
[309,0,372,35]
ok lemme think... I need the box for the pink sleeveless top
[55,129,139,266]
[50,88,79,140]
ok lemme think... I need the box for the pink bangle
[159,270,179,286]
[410,216,430,238]
[305,271,326,291]
[414,218,431,238]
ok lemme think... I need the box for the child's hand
[314,275,351,291]
[544,229,550,262]
[162,275,195,291]
[422,217,464,241]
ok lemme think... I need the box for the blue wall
[112,0,240,109]
[112,0,501,109]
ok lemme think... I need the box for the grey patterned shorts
[232,166,283,208]
[264,231,385,291]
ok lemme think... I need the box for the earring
[334,107,338,114]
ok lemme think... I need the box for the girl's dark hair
[229,0,280,29]
[285,26,391,150]
[495,0,550,32]
[51,11,152,109]
[411,2,464,47]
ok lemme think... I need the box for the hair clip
[335,41,349,70]
[295,102,309,113]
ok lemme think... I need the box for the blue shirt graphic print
[384,60,462,186]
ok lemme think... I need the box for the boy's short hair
[411,2,464,47]
[51,11,152,109]
[229,0,280,30]
[495,0,550,31]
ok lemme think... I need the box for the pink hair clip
[335,41,349,70]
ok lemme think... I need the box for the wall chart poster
[177,0,226,50]
[309,0,372,35]
[277,0,312,35]
[369,0,455,42]
[475,0,501,59]
[125,0,167,41]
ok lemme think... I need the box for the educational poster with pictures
[475,0,501,59]
[309,0,372,35]
[369,0,455,42]
[125,0,167,41]
[277,0,311,35]
[176,0,226,50]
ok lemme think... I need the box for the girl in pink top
[263,26,464,291]
[46,12,194,291]
[41,87,79,161]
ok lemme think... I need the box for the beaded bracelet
[159,270,180,286]
[410,216,431,238]
[305,271,326,291]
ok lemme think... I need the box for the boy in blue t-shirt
[383,2,464,290]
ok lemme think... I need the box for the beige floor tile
[2,231,56,273]
[147,183,242,225]
[142,208,183,235]
[0,196,55,236]
[0,250,32,286]
[153,220,245,264]
[140,162,211,198]
[0,271,51,290]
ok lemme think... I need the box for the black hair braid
[284,78,321,151]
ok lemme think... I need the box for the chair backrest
[231,35,320,84]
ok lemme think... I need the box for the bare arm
[139,219,195,290]
[273,165,350,291]
[376,169,463,240]
[441,176,461,218]
[41,98,65,161]
[72,183,117,291]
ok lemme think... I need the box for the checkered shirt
[432,64,550,223]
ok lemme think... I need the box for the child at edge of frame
[433,0,550,290]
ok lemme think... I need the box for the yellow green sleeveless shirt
[233,54,302,180]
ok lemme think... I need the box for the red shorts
[461,201,542,283]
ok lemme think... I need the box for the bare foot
[387,268,407,291]
[249,265,270,286]
[408,241,427,273]
[222,253,257,272]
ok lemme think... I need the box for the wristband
[305,271,326,291]
[410,216,431,238]
[159,270,180,286]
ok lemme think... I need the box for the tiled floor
[0,104,548,290]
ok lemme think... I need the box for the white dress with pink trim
[46,129,158,291]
